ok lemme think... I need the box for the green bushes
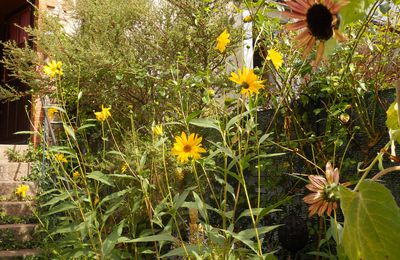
[2,0,400,259]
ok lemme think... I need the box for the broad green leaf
[43,202,77,216]
[125,233,175,243]
[340,180,400,260]
[386,101,399,130]
[189,118,220,131]
[77,124,96,131]
[102,220,125,256]
[340,0,375,26]
[161,245,206,258]
[41,192,70,207]
[87,171,114,186]
[63,123,76,141]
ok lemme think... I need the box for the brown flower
[303,161,341,217]
[282,0,349,66]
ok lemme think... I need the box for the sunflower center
[323,183,340,202]
[241,82,250,89]
[183,145,192,153]
[306,4,333,41]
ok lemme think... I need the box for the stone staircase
[0,144,39,259]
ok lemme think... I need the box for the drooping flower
[172,132,206,163]
[55,153,67,163]
[215,29,230,53]
[282,0,349,66]
[121,163,129,173]
[47,107,58,121]
[303,161,344,217]
[15,184,29,198]
[43,60,63,78]
[266,49,284,70]
[94,105,111,122]
[152,124,163,136]
[229,67,264,96]
[72,171,80,180]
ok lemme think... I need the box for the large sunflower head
[229,67,264,96]
[172,132,206,163]
[282,0,349,66]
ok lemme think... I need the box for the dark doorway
[0,0,33,144]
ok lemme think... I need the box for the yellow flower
[172,132,206,163]
[15,184,29,198]
[266,49,284,70]
[55,153,67,163]
[94,105,111,122]
[243,15,252,23]
[152,124,163,136]
[229,67,264,96]
[121,163,129,173]
[43,60,63,78]
[47,108,58,121]
[215,29,230,53]
[72,171,80,180]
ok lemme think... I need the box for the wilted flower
[15,184,29,198]
[229,67,264,96]
[172,132,206,163]
[303,161,343,217]
[43,60,63,78]
[215,29,230,53]
[266,49,284,70]
[94,105,111,122]
[55,153,67,163]
[121,163,129,173]
[282,0,349,66]
[152,124,163,136]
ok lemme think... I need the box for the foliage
[1,0,400,259]
[340,180,400,260]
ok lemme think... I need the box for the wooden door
[0,5,32,144]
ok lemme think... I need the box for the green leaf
[125,233,175,243]
[102,220,125,257]
[386,101,399,130]
[87,171,114,186]
[340,0,375,26]
[43,202,77,216]
[63,123,76,141]
[189,118,220,131]
[340,180,400,260]
[41,192,70,207]
[161,245,206,258]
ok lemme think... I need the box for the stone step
[0,201,34,216]
[0,145,29,162]
[0,181,37,200]
[0,224,38,242]
[0,249,39,259]
[0,162,31,181]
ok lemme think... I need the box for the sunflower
[43,60,63,78]
[229,67,264,96]
[94,105,111,122]
[215,29,230,53]
[266,48,284,70]
[172,132,206,163]
[303,161,344,217]
[282,0,349,66]
[15,184,29,198]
